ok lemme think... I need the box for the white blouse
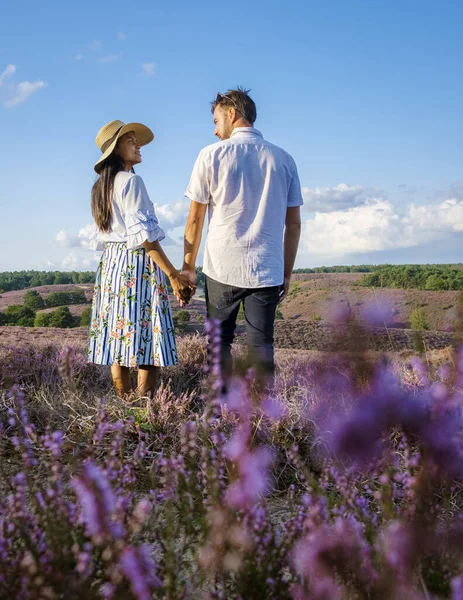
[89,171,165,251]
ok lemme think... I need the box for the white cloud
[0,64,16,86]
[100,54,121,63]
[61,252,99,270]
[142,62,156,76]
[154,199,190,229]
[0,64,46,108]
[4,80,47,108]
[74,54,83,61]
[301,187,463,258]
[118,32,127,40]
[407,198,463,233]
[88,40,102,51]
[302,183,376,213]
[56,230,80,248]
[62,252,80,269]
[56,224,97,249]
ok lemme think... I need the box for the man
[182,87,303,386]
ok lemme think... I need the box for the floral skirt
[88,242,178,367]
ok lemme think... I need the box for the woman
[88,119,192,398]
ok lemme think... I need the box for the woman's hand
[170,272,194,305]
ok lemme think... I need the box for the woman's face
[116,131,142,170]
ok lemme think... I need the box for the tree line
[1,265,462,295]
[0,270,95,292]
[358,265,463,291]
[0,269,208,293]
[293,265,374,273]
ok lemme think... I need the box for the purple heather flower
[120,545,160,600]
[452,575,463,600]
[261,397,288,420]
[100,583,116,599]
[359,299,393,328]
[227,448,274,508]
[71,461,124,542]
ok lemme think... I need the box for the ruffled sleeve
[88,224,105,251]
[122,175,166,249]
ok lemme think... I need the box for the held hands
[170,270,197,306]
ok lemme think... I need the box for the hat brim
[94,122,154,174]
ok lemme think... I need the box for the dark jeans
[205,276,282,383]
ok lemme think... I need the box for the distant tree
[79,272,95,284]
[410,307,429,331]
[80,306,92,327]
[359,265,463,291]
[23,290,45,311]
[195,267,206,288]
[0,271,96,291]
[45,290,87,307]
[0,312,7,325]
[34,312,52,327]
[48,306,74,328]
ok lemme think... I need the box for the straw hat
[94,119,154,174]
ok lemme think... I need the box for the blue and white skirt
[87,242,178,367]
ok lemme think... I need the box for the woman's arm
[142,239,193,304]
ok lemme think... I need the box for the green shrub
[4,305,36,326]
[409,307,429,331]
[176,309,190,323]
[34,312,52,327]
[275,307,283,320]
[23,290,45,311]
[48,306,74,328]
[288,282,301,299]
[45,290,87,307]
[80,306,92,327]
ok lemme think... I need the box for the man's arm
[281,206,301,302]
[182,200,208,289]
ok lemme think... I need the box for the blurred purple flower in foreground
[72,461,124,543]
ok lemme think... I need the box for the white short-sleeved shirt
[89,171,165,250]
[185,127,303,288]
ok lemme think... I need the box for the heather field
[283,273,461,332]
[1,312,463,599]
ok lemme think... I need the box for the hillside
[281,273,460,331]
[0,284,94,311]
[0,277,460,353]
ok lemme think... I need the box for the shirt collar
[231,127,263,138]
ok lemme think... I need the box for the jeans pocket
[213,287,235,310]
[207,279,235,310]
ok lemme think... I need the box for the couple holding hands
[88,88,303,398]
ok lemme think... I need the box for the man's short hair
[211,87,257,124]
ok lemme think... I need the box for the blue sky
[1,0,462,271]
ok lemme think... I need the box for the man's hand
[182,269,197,294]
[278,276,291,303]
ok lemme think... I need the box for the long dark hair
[91,151,127,233]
